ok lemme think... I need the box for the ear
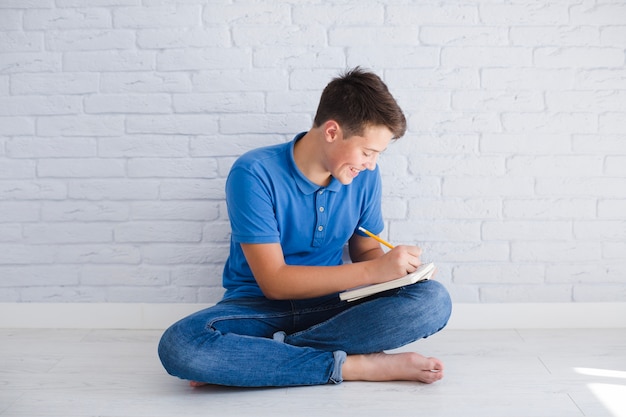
[323,120,342,143]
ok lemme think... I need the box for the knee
[425,280,452,330]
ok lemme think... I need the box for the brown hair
[313,67,407,139]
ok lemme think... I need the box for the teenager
[158,67,452,387]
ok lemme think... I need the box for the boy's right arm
[240,240,422,300]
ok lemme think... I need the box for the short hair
[313,67,407,140]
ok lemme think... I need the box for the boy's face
[326,123,393,185]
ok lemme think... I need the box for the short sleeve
[226,165,280,244]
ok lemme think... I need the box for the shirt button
[319,206,324,212]
[318,226,324,232]
[318,190,324,195]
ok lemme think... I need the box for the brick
[599,113,626,134]
[157,49,249,71]
[330,27,420,47]
[80,265,169,286]
[546,91,626,112]
[203,3,291,25]
[42,201,129,221]
[142,244,228,265]
[510,26,599,46]
[424,241,510,262]
[444,177,534,197]
[100,72,191,93]
[571,3,626,25]
[575,221,626,241]
[0,52,62,74]
[387,4,478,25]
[137,28,230,49]
[537,178,626,198]
[548,263,626,284]
[68,179,159,200]
[126,115,218,135]
[0,224,22,242]
[480,285,573,303]
[507,155,603,177]
[114,221,202,243]
[573,285,626,302]
[534,47,624,68]
[479,3,569,25]
[408,155,505,176]
[0,244,56,265]
[391,220,481,242]
[409,111,501,133]
[453,264,545,284]
[7,137,96,158]
[113,5,201,28]
[408,198,500,220]
[0,10,23,30]
[253,48,345,70]
[605,156,626,176]
[131,201,219,221]
[442,47,532,68]
[598,200,626,219]
[482,68,574,90]
[387,68,479,89]
[0,159,35,178]
[202,221,231,243]
[159,179,225,200]
[173,92,264,114]
[0,96,82,116]
[502,112,597,134]
[127,158,218,178]
[46,29,135,51]
[383,176,441,199]
[347,46,439,69]
[604,242,626,260]
[482,220,572,240]
[481,134,571,154]
[0,31,43,53]
[504,199,596,220]
[24,8,112,30]
[192,69,287,92]
[64,51,155,72]
[37,115,125,136]
[85,94,171,114]
[11,73,99,95]
[573,135,626,154]
[98,136,189,157]
[0,180,67,200]
[23,223,113,244]
[219,113,311,135]
[601,27,626,47]
[512,242,601,262]
[420,26,508,46]
[53,244,141,264]
[0,266,80,287]
[576,69,626,89]
[234,25,325,47]
[0,201,40,222]
[37,158,125,178]
[189,134,284,157]
[453,91,543,112]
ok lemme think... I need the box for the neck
[293,130,332,186]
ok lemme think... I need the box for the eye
[363,151,372,157]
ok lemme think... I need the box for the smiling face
[324,123,393,185]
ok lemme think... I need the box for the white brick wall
[1,0,625,304]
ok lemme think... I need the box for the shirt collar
[289,132,343,195]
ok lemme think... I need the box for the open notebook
[340,262,435,302]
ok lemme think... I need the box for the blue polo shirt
[221,132,384,300]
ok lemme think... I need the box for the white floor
[1,328,625,417]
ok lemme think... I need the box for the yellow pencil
[358,226,395,249]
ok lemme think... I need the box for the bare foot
[189,381,208,387]
[342,352,444,384]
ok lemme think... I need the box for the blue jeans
[158,279,452,387]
